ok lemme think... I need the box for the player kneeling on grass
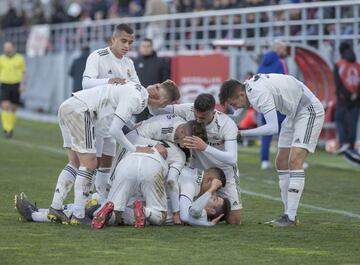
[92,143,170,229]
[219,74,325,227]
[179,167,231,226]
[47,80,179,225]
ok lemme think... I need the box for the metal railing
[2,0,359,57]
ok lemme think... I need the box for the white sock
[32,210,51,222]
[277,170,290,214]
[95,167,111,202]
[50,164,77,210]
[286,170,305,221]
[73,167,95,218]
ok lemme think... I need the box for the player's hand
[147,84,160,99]
[210,214,224,225]
[135,146,154,154]
[209,178,223,192]
[154,143,168,160]
[108,78,127,85]
[183,136,207,151]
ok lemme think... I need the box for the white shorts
[218,165,242,211]
[278,101,325,153]
[95,136,116,157]
[108,153,168,212]
[59,97,96,154]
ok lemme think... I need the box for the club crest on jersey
[127,69,131,78]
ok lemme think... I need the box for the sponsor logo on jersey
[294,138,301,143]
[161,127,174,134]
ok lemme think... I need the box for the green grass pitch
[0,119,359,265]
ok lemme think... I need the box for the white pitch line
[2,139,66,156]
[4,138,360,219]
[242,189,360,219]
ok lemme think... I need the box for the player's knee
[275,158,288,170]
[148,210,167,225]
[288,156,304,170]
[98,155,113,168]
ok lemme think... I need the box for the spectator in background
[1,7,25,29]
[334,42,360,154]
[144,0,168,51]
[134,38,170,122]
[69,46,90,93]
[257,40,287,170]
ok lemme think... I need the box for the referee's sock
[9,111,16,131]
[1,111,11,132]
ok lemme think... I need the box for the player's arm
[239,108,278,137]
[82,52,109,89]
[227,108,246,124]
[179,195,214,226]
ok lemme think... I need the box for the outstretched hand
[210,214,224,225]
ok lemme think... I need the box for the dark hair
[194,93,215,112]
[220,197,231,222]
[142,38,153,45]
[114,23,134,36]
[81,46,90,54]
[208,167,226,187]
[184,120,208,142]
[219,79,244,106]
[339,41,351,55]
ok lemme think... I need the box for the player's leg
[138,157,168,227]
[94,137,116,204]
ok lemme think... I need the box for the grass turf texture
[0,119,359,265]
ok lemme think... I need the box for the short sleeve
[83,52,100,78]
[246,82,276,114]
[222,119,238,141]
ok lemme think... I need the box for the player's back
[73,81,147,119]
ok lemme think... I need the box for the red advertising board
[171,53,229,104]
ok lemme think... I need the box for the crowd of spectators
[0,0,338,30]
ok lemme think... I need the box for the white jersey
[83,47,140,84]
[136,114,186,143]
[179,167,204,201]
[73,81,148,137]
[172,103,238,173]
[244,74,319,119]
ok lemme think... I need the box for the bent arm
[82,77,109,90]
[109,116,136,152]
[240,108,278,137]
[204,140,238,165]
[179,195,213,226]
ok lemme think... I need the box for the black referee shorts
[0,83,20,105]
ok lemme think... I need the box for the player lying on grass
[48,80,179,225]
[149,93,241,225]
[219,74,325,227]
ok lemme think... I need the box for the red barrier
[171,53,229,103]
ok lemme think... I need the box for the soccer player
[0,41,26,138]
[81,23,140,210]
[151,93,241,224]
[179,167,231,226]
[48,80,179,225]
[110,116,207,224]
[218,74,325,227]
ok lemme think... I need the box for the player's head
[202,167,226,191]
[148,80,180,108]
[139,38,153,56]
[3,41,16,57]
[219,79,249,109]
[111,24,134,57]
[176,119,208,147]
[194,93,216,124]
[205,195,231,221]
